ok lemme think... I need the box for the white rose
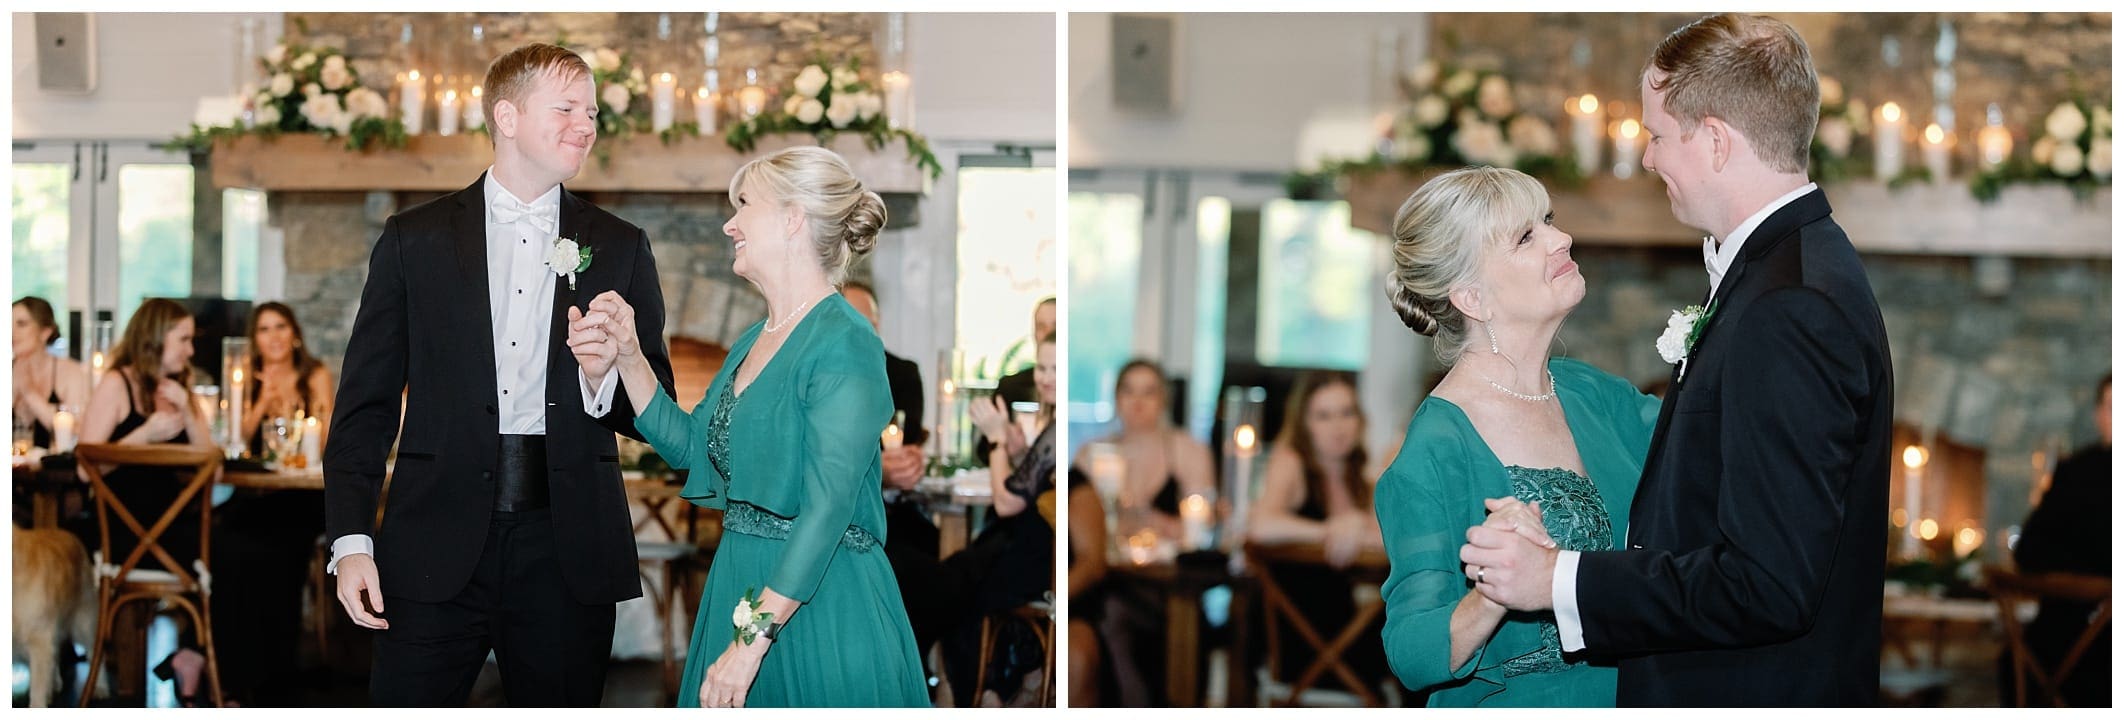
[852,92,880,121]
[2088,138,2112,179]
[793,65,829,98]
[324,55,346,72]
[825,96,858,128]
[254,90,275,109]
[270,73,294,98]
[2050,142,2085,176]
[595,48,622,73]
[2093,106,2112,138]
[831,66,858,90]
[1452,121,1510,166]
[2045,102,2087,142]
[731,600,753,629]
[1506,115,1558,156]
[628,67,644,87]
[253,103,280,127]
[1477,75,1515,119]
[601,84,631,114]
[2033,136,2056,165]
[796,98,825,125]
[1818,117,1853,158]
[783,95,804,117]
[293,53,316,71]
[1407,59,1439,91]
[1393,133,1432,163]
[1818,76,1844,107]
[303,83,321,98]
[1415,94,1449,129]
[344,87,388,120]
[299,92,342,131]
[1846,99,1870,135]
[1443,70,1477,98]
[320,63,351,91]
[549,238,581,272]
[331,109,353,135]
[1656,311,1692,364]
[266,44,287,66]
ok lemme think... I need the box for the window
[12,163,72,337]
[222,189,267,300]
[953,165,1057,381]
[1065,191,1144,424]
[1255,199,1375,370]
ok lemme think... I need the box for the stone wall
[1427,13,2112,140]
[1558,246,2111,545]
[286,12,878,94]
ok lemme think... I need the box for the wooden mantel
[208,132,928,195]
[1345,169,2111,258]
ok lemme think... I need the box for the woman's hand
[586,291,640,359]
[1481,497,1556,550]
[968,395,1011,445]
[1322,512,1369,569]
[697,639,767,708]
[138,408,187,443]
[154,378,190,413]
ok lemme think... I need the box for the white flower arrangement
[169,39,408,153]
[1980,95,2115,202]
[1364,59,1575,181]
[720,53,942,180]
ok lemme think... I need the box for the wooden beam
[1346,169,2111,258]
[208,132,928,195]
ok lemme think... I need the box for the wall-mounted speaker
[1111,13,1176,114]
[35,13,97,94]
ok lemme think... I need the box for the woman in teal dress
[1374,167,1661,706]
[576,146,928,707]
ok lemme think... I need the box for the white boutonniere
[1656,300,1717,380]
[548,236,592,290]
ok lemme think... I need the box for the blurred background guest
[1244,369,1389,696]
[1067,467,1109,708]
[13,296,90,450]
[2001,374,2111,707]
[996,297,1055,407]
[237,302,335,457]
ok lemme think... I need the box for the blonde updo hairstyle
[730,146,888,285]
[1384,166,1550,365]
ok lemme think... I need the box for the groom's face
[502,68,598,184]
[1640,74,1716,233]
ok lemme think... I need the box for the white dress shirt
[330,169,620,573]
[1550,181,1817,651]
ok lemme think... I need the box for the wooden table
[1241,541,1392,707]
[1108,551,1241,707]
[222,467,325,491]
[917,479,993,558]
[1883,591,2033,669]
[14,453,80,529]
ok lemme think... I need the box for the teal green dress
[1376,358,1660,707]
[634,295,929,707]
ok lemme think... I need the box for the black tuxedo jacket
[1575,189,1894,706]
[323,176,676,605]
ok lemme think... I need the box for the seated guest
[238,302,335,457]
[1245,370,1391,697]
[2002,374,2111,707]
[1067,468,1109,707]
[995,296,1055,407]
[74,298,220,705]
[1070,358,1216,706]
[946,333,1059,706]
[12,296,90,448]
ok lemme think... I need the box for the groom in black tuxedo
[323,43,674,706]
[1461,14,1893,706]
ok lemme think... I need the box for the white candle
[300,416,321,468]
[1568,94,1602,177]
[465,85,485,130]
[1922,123,1949,180]
[881,70,912,130]
[1875,102,1905,182]
[1612,119,1642,179]
[693,87,717,135]
[881,421,903,450]
[651,72,677,132]
[437,89,461,136]
[52,410,76,453]
[401,70,425,135]
[1901,445,1926,558]
[1978,123,2012,170]
[938,379,957,462]
[1180,493,1213,551]
[226,364,245,454]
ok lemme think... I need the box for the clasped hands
[565,291,641,380]
[1461,496,1562,612]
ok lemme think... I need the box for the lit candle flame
[1234,424,1256,452]
[1576,94,1599,115]
[1880,101,1902,124]
[1619,119,1642,140]
[1923,123,1945,145]
[1901,445,1927,469]
[1916,518,1938,541]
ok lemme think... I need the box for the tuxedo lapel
[547,188,589,414]
[452,177,500,386]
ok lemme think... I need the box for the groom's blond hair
[1645,13,1818,174]
[482,43,593,147]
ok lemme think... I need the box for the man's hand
[586,291,640,359]
[566,306,619,382]
[333,554,390,630]
[881,444,926,491]
[1461,518,1559,612]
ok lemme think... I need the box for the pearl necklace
[1480,370,1557,403]
[763,301,812,333]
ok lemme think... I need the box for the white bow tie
[491,193,557,235]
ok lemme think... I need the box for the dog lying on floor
[12,526,100,707]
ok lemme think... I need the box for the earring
[1486,320,1501,356]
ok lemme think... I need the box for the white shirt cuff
[327,534,374,575]
[581,367,620,418]
[1554,549,1586,652]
